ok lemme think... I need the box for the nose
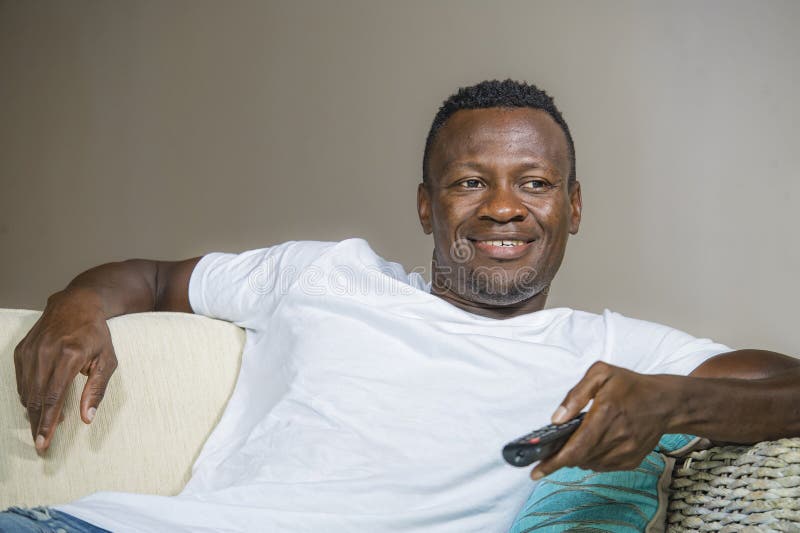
[477,184,527,223]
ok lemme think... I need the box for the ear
[417,182,433,235]
[568,180,582,235]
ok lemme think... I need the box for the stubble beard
[432,246,548,306]
[462,262,547,305]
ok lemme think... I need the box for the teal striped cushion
[508,434,698,533]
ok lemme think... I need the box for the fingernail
[552,405,568,424]
[87,407,96,422]
[35,435,45,450]
[531,470,544,480]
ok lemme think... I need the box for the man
[9,79,800,532]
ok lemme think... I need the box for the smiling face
[417,107,582,318]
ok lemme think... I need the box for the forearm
[61,259,160,318]
[667,350,800,443]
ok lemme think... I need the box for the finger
[13,340,26,404]
[578,425,660,472]
[26,379,47,446]
[531,409,612,479]
[79,347,118,424]
[25,348,56,443]
[34,356,83,454]
[15,321,43,405]
[552,361,612,424]
[17,339,38,408]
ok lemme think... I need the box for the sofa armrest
[668,437,800,530]
[0,309,244,508]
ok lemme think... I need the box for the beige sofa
[0,308,244,507]
[2,308,799,531]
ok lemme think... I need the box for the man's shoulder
[272,238,392,268]
[218,238,408,281]
[215,238,377,265]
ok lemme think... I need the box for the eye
[458,178,485,189]
[521,179,549,190]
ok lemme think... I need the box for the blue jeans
[0,506,109,532]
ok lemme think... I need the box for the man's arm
[671,349,800,443]
[529,349,800,480]
[13,257,200,454]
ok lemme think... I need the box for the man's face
[418,107,582,314]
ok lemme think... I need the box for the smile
[478,240,527,247]
[469,238,535,260]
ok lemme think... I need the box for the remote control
[502,412,586,467]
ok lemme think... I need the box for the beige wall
[1,0,798,354]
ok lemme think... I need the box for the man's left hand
[530,361,680,480]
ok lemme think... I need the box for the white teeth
[483,240,525,247]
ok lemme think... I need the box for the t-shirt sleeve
[188,240,335,330]
[603,309,733,376]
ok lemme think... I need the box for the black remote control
[502,412,586,467]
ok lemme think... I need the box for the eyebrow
[442,160,548,173]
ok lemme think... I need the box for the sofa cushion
[508,434,704,533]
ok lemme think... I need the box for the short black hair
[422,79,576,184]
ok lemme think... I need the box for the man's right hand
[12,256,200,455]
[14,287,118,454]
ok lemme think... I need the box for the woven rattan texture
[668,438,800,532]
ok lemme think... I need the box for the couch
[0,309,243,508]
[2,308,799,531]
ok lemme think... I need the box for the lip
[469,237,535,260]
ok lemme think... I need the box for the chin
[460,265,545,306]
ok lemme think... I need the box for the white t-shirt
[58,238,731,532]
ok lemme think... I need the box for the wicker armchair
[668,439,800,532]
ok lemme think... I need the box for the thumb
[552,361,612,424]
[80,348,118,424]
